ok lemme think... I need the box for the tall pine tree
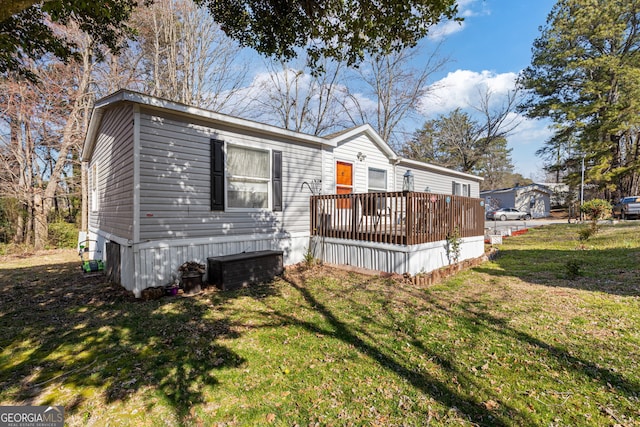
[519,0,640,199]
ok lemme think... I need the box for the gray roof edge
[82,89,334,162]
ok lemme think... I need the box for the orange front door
[336,161,353,209]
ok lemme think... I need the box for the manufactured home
[82,90,485,296]
[481,184,552,219]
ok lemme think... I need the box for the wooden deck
[311,191,485,246]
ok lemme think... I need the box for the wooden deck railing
[310,191,485,246]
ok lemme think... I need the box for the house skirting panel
[131,232,310,297]
[312,235,485,276]
[88,228,136,292]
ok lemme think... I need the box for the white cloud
[419,69,519,116]
[510,116,554,146]
[417,69,554,178]
[428,0,487,40]
[457,0,485,17]
[429,20,466,40]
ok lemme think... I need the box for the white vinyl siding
[395,163,480,197]
[88,104,134,240]
[330,132,392,193]
[137,109,322,240]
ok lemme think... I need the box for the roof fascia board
[81,108,104,162]
[82,89,333,162]
[481,185,552,195]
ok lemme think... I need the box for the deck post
[405,191,413,246]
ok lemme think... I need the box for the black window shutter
[211,139,225,211]
[272,150,282,212]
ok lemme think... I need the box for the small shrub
[581,199,612,221]
[446,227,462,264]
[564,259,583,279]
[48,221,78,249]
[303,246,317,267]
[577,224,596,241]
[579,199,612,238]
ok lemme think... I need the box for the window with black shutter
[211,139,283,211]
[272,150,282,211]
[210,139,225,211]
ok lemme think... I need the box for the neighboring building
[540,182,573,207]
[481,183,552,218]
[82,90,484,296]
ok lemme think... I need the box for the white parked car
[486,207,531,221]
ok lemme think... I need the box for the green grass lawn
[1,223,639,426]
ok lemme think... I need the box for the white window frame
[367,167,388,193]
[453,181,462,196]
[225,144,272,211]
[453,181,471,197]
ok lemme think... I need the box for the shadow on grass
[0,260,279,423]
[3,250,638,425]
[475,247,640,296]
[278,270,515,426]
[273,265,640,425]
[423,292,640,399]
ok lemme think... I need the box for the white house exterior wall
[83,91,486,296]
[321,146,333,194]
[395,163,480,197]
[482,186,551,218]
[515,190,549,218]
[330,133,394,193]
[315,235,485,275]
[137,109,323,241]
[119,109,324,293]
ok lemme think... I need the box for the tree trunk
[13,208,25,244]
[39,40,94,246]
[33,192,47,250]
[25,199,33,246]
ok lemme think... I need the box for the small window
[452,181,470,197]
[91,164,98,211]
[452,181,462,196]
[368,168,387,192]
[226,145,270,209]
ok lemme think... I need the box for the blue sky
[238,0,558,180]
[421,0,558,180]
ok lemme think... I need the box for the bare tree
[0,79,34,243]
[118,0,250,113]
[337,44,448,147]
[247,58,346,135]
[0,22,95,249]
[403,87,521,175]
